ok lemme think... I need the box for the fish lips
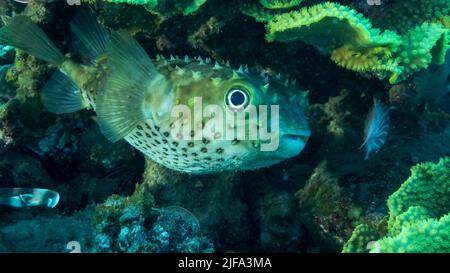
[278,130,310,158]
[243,130,310,170]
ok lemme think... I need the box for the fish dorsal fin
[70,8,110,65]
[41,70,90,114]
[97,30,166,142]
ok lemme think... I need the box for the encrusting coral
[93,181,214,253]
[343,157,450,253]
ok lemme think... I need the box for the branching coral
[395,22,449,82]
[343,157,450,253]
[367,0,450,35]
[374,211,449,253]
[342,224,379,253]
[386,157,449,228]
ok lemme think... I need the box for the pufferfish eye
[226,88,250,112]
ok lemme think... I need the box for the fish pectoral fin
[41,70,90,114]
[96,30,167,142]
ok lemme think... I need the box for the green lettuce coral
[241,0,305,23]
[102,0,207,15]
[265,2,403,81]
[343,157,450,253]
[241,3,285,23]
[265,2,450,84]
[265,2,401,50]
[260,0,304,10]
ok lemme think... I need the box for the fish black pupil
[231,91,245,105]
[227,88,248,110]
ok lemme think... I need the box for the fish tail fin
[96,30,166,142]
[0,16,64,66]
[70,8,110,64]
[41,70,90,114]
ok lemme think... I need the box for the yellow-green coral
[342,224,379,253]
[394,22,450,82]
[260,0,304,10]
[266,2,401,49]
[331,45,399,76]
[343,157,450,253]
[241,2,285,23]
[369,0,450,35]
[266,2,402,80]
[265,2,450,83]
[387,206,430,236]
[102,0,207,15]
[387,157,450,229]
[241,0,306,23]
[374,212,450,253]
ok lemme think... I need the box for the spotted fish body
[0,11,311,174]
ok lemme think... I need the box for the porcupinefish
[0,188,60,208]
[0,10,310,174]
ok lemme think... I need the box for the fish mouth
[282,133,309,142]
[278,132,310,158]
[241,131,310,171]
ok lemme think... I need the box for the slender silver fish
[0,188,60,208]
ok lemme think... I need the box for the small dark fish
[0,188,60,208]
[360,98,390,160]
